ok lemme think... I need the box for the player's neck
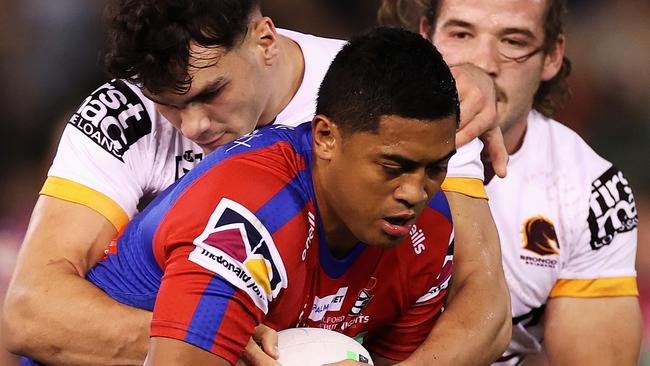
[311,166,359,259]
[503,113,530,155]
[258,35,305,127]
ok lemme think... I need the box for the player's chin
[367,229,407,248]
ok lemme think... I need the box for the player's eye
[381,164,403,176]
[502,38,528,48]
[195,88,223,103]
[450,31,472,40]
[426,164,448,180]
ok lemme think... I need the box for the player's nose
[394,171,430,207]
[179,105,212,142]
[471,40,500,77]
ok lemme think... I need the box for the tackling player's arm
[543,295,641,365]
[401,192,511,366]
[3,79,159,364]
[542,169,641,365]
[2,196,151,365]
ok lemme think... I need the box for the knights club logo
[349,277,377,316]
[190,198,288,312]
[522,216,559,256]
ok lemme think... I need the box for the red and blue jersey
[85,122,454,364]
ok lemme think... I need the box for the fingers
[481,126,508,178]
[238,337,281,366]
[449,63,507,178]
[455,88,497,147]
[253,324,279,359]
[455,77,483,134]
[450,64,497,147]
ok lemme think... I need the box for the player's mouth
[381,212,416,238]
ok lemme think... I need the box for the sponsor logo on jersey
[189,198,288,313]
[322,315,346,324]
[224,129,264,153]
[588,167,638,250]
[519,255,557,268]
[309,287,348,322]
[522,216,559,256]
[348,290,372,316]
[301,211,316,261]
[175,150,203,180]
[348,277,377,316]
[409,224,426,254]
[69,80,152,161]
[417,252,453,304]
[417,234,454,303]
[316,278,377,331]
[339,315,370,331]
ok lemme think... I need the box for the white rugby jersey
[42,29,485,231]
[488,112,638,365]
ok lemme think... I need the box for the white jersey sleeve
[551,164,638,298]
[42,80,202,230]
[487,112,638,365]
[441,138,487,199]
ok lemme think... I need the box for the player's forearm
[3,263,151,365]
[398,274,511,366]
[401,193,512,366]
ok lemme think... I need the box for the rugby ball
[277,328,374,365]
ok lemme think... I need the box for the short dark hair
[316,27,460,135]
[103,0,260,94]
[377,0,571,117]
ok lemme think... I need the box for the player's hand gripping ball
[277,328,374,366]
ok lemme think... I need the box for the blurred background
[0,0,648,365]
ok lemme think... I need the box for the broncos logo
[522,216,559,256]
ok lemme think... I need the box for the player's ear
[541,34,565,81]
[419,16,434,40]
[312,115,339,160]
[250,17,279,66]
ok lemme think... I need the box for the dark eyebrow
[440,19,475,31]
[501,27,537,39]
[186,77,228,104]
[380,153,418,169]
[143,77,228,108]
[441,19,538,40]
[381,149,457,168]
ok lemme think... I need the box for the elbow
[480,300,512,362]
[492,312,512,357]
[491,283,513,357]
[2,286,36,356]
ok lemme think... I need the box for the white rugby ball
[277,327,374,366]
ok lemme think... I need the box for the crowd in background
[0,0,648,364]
